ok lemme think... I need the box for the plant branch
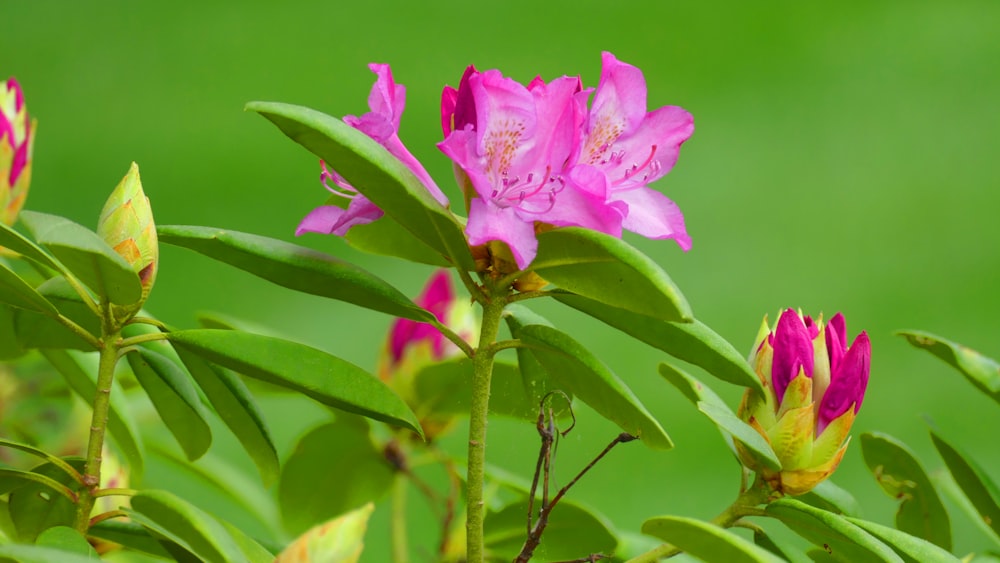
[391,473,409,563]
[487,338,523,354]
[118,330,170,350]
[430,317,474,359]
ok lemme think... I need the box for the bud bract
[0,78,36,235]
[736,309,870,495]
[97,162,158,308]
[275,503,374,563]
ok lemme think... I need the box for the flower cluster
[1,77,35,230]
[736,309,871,495]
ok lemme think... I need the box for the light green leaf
[279,420,393,536]
[0,545,105,563]
[35,526,100,557]
[0,261,58,315]
[13,278,100,351]
[0,220,61,271]
[929,430,1000,540]
[557,293,763,394]
[346,215,451,267]
[530,228,692,322]
[860,432,951,550]
[158,225,433,321]
[245,101,474,270]
[7,460,84,543]
[800,480,863,518]
[88,520,173,559]
[512,323,672,449]
[0,468,76,501]
[765,498,904,563]
[0,438,82,484]
[126,347,213,461]
[19,210,142,306]
[697,401,781,472]
[168,329,422,436]
[898,330,1000,405]
[130,490,245,563]
[847,517,961,563]
[641,515,785,563]
[484,500,618,562]
[0,305,26,359]
[754,529,813,563]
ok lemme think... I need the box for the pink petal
[381,134,448,206]
[441,65,478,137]
[366,63,405,131]
[295,196,383,237]
[529,75,586,170]
[771,309,815,404]
[818,331,870,432]
[611,187,691,250]
[825,313,847,373]
[466,197,538,270]
[590,52,647,139]
[471,69,536,169]
[602,106,694,189]
[538,166,622,236]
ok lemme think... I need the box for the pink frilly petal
[466,197,538,270]
[366,63,405,132]
[590,52,648,135]
[603,105,694,189]
[610,186,691,250]
[295,196,383,237]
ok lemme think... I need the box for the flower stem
[73,330,121,533]
[465,285,508,563]
[391,473,410,563]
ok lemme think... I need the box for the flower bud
[275,503,374,563]
[377,270,478,439]
[0,78,36,234]
[736,309,871,495]
[97,162,158,304]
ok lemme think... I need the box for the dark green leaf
[158,225,433,321]
[0,468,76,501]
[35,526,100,557]
[346,215,451,267]
[40,349,144,482]
[8,460,84,543]
[530,228,692,322]
[126,348,213,461]
[847,517,961,563]
[0,438,82,483]
[503,306,565,419]
[860,432,951,550]
[898,331,1000,405]
[0,221,61,271]
[130,489,245,563]
[279,420,394,536]
[557,293,763,394]
[800,480,863,518]
[12,278,101,351]
[484,500,618,562]
[173,347,278,485]
[0,261,58,315]
[0,305,26,359]
[765,498,904,563]
[512,324,672,449]
[641,515,785,563]
[754,529,813,563]
[88,520,173,559]
[0,545,105,563]
[697,401,781,472]
[168,329,422,436]
[20,210,142,306]
[245,102,474,270]
[929,430,1000,540]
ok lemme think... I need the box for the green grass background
[4,0,1000,560]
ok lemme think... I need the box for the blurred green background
[5,0,1000,560]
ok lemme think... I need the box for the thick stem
[391,473,410,563]
[465,288,507,563]
[73,331,121,533]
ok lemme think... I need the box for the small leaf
[0,261,58,315]
[512,324,672,449]
[158,225,433,321]
[846,518,961,563]
[929,430,1000,540]
[245,102,474,270]
[531,228,692,322]
[130,489,245,563]
[7,460,84,543]
[168,329,422,436]
[641,515,785,563]
[800,480,863,518]
[484,500,618,561]
[0,221,61,271]
[557,293,763,394]
[20,210,142,306]
[173,347,278,485]
[697,401,781,472]
[35,526,100,557]
[765,498,904,563]
[126,347,213,461]
[346,215,451,267]
[40,349,145,482]
[279,420,393,536]
[860,432,952,550]
[898,330,1000,405]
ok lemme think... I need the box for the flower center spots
[483,118,526,180]
[614,144,661,187]
[583,114,625,165]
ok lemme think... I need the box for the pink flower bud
[0,78,36,232]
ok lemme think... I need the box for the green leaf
[800,480,863,518]
[641,515,785,563]
[503,306,570,422]
[484,500,618,561]
[7,460,84,543]
[158,225,433,322]
[88,520,174,559]
[13,278,101,351]
[512,323,672,449]
[860,432,952,550]
[346,215,451,267]
[0,438,82,484]
[168,329,422,436]
[279,420,394,536]
[126,347,213,461]
[557,293,763,394]
[897,331,1000,405]
[765,498,904,563]
[929,430,1000,540]
[530,228,692,322]
[0,220,61,271]
[0,468,76,501]
[130,490,245,563]
[0,261,58,315]
[697,401,781,472]
[35,526,100,557]
[0,305,26,359]
[40,349,145,482]
[245,101,474,271]
[0,545,106,563]
[846,518,961,563]
[754,529,813,563]
[20,210,142,306]
[173,347,278,485]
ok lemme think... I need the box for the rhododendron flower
[1,77,36,229]
[736,309,871,495]
[439,68,623,270]
[297,64,448,237]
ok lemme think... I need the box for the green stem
[118,330,169,349]
[391,473,409,563]
[73,329,121,533]
[625,477,773,563]
[465,284,508,563]
[429,317,475,359]
[54,313,102,350]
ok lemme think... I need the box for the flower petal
[295,196,383,237]
[825,312,847,374]
[771,309,815,404]
[591,52,647,135]
[817,331,870,432]
[466,197,537,270]
[610,186,690,249]
[366,63,405,131]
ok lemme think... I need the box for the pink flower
[577,52,694,250]
[439,68,622,270]
[297,64,448,237]
[1,78,35,227]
